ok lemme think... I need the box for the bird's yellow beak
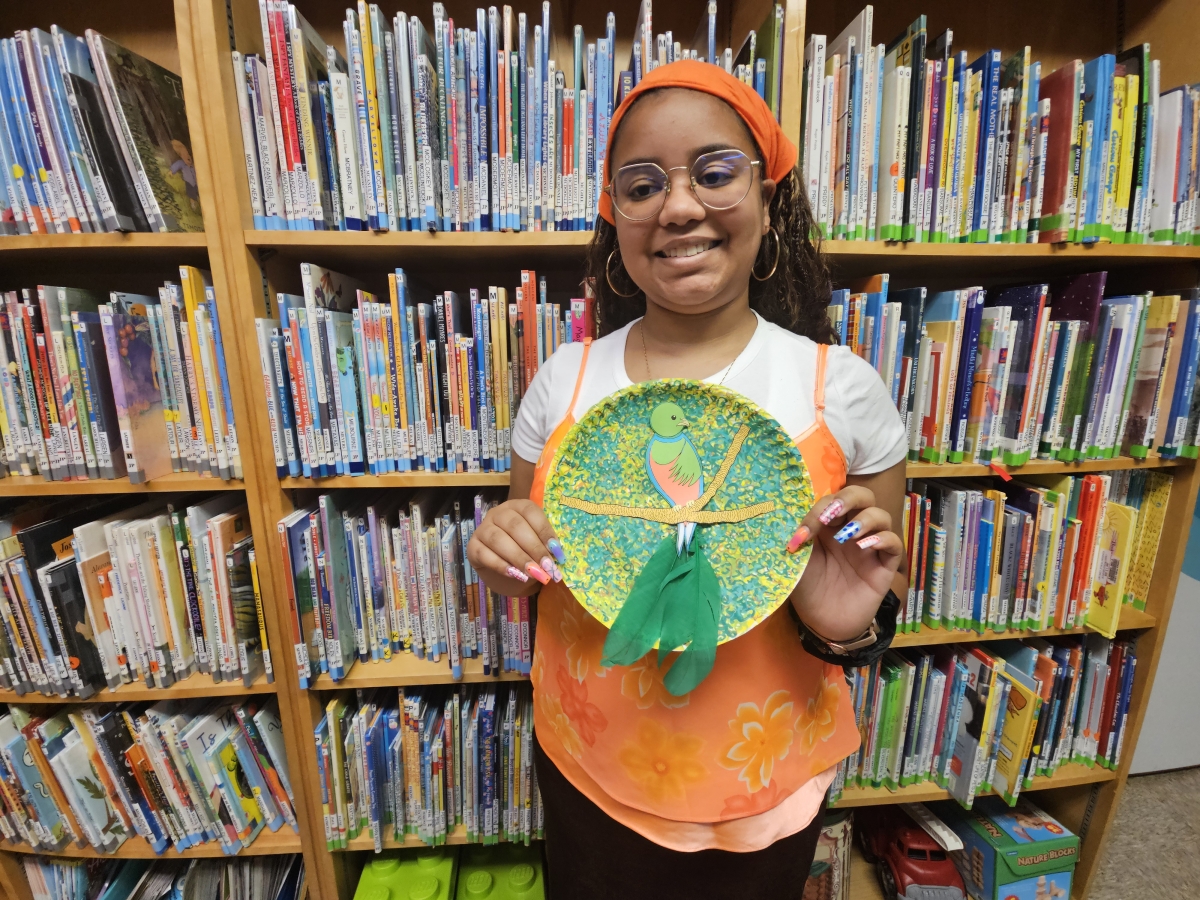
[681,419,690,429]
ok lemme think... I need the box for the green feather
[601,535,678,667]
[662,543,721,697]
[656,547,699,666]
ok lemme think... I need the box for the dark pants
[534,736,825,900]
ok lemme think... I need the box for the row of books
[255,264,594,479]
[0,698,296,855]
[318,684,542,851]
[830,272,1200,466]
[235,0,785,233]
[23,855,304,900]
[801,8,1190,246]
[281,491,526,688]
[0,27,202,235]
[0,494,273,700]
[0,268,243,483]
[902,470,1170,636]
[829,634,1138,808]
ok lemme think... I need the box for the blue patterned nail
[547,538,566,563]
[833,521,861,544]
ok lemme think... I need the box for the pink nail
[819,499,845,525]
[526,562,551,585]
[856,535,881,550]
[506,566,530,583]
[542,557,563,583]
[787,525,811,553]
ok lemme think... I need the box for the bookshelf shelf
[280,472,510,490]
[340,824,535,852]
[0,672,275,706]
[849,843,885,900]
[2,473,244,495]
[246,229,592,271]
[4,828,301,859]
[312,656,529,691]
[0,234,209,271]
[891,607,1157,649]
[905,456,1187,478]
[832,762,1117,809]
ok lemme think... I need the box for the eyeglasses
[605,149,762,221]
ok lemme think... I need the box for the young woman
[466,60,908,898]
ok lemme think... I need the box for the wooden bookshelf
[0,671,275,706]
[3,0,1196,899]
[312,656,529,691]
[891,607,1157,649]
[3,473,244,495]
[4,828,301,859]
[833,762,1117,809]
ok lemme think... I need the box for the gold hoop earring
[606,250,640,298]
[752,226,781,282]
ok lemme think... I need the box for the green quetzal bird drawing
[646,402,703,554]
[602,401,721,696]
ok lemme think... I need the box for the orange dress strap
[795,342,847,501]
[532,338,592,504]
[813,342,829,420]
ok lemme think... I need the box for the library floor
[1089,766,1200,898]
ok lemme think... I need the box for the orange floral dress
[530,340,861,850]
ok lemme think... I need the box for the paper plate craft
[543,380,815,696]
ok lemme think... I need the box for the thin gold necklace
[639,320,737,386]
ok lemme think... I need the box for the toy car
[858,806,966,900]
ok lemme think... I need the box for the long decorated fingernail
[819,499,845,525]
[506,566,531,583]
[547,538,566,563]
[526,562,551,585]
[833,521,861,544]
[856,534,881,550]
[787,525,811,553]
[541,557,562,582]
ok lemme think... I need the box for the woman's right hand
[467,499,564,597]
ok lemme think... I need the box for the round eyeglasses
[605,149,762,221]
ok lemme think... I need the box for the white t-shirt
[511,312,907,475]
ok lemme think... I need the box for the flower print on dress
[556,666,607,746]
[796,672,841,754]
[618,719,706,804]
[530,648,547,689]
[560,600,609,682]
[719,690,795,793]
[537,690,584,760]
[620,652,692,710]
[719,781,786,818]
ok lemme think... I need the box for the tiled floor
[1088,766,1200,899]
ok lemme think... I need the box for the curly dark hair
[586,127,836,344]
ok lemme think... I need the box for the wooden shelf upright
[4,1,1200,899]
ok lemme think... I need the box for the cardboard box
[931,797,1079,900]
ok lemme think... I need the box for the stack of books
[318,684,541,850]
[802,9,1195,246]
[234,0,786,233]
[22,854,304,900]
[828,273,1200,465]
[281,490,526,688]
[902,470,1171,635]
[0,494,272,699]
[0,27,202,235]
[0,698,297,854]
[831,634,1139,808]
[255,264,592,479]
[0,268,242,483]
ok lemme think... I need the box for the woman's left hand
[785,485,904,641]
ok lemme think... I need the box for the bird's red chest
[649,457,702,505]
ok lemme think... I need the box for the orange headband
[598,59,797,224]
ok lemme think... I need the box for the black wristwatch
[789,589,900,667]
